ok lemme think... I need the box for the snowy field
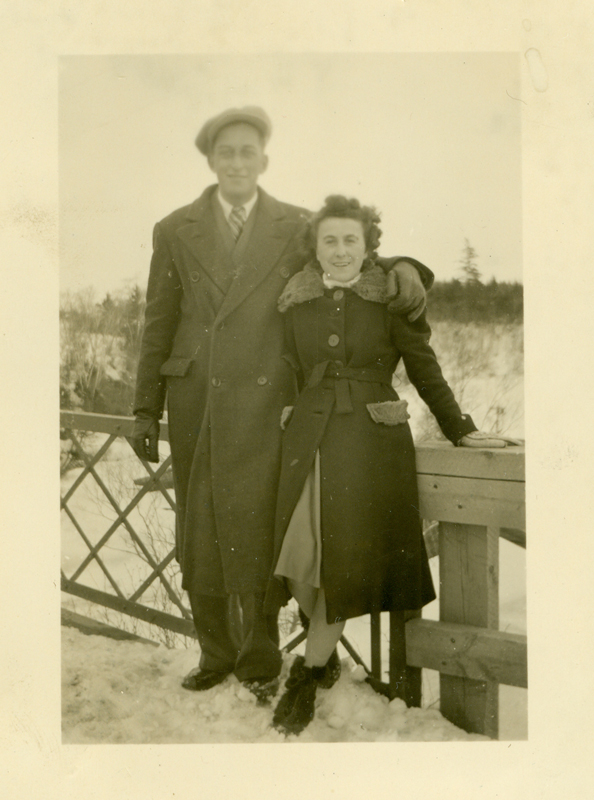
[61,322,526,742]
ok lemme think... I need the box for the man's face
[208,123,268,205]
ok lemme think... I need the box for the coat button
[257,376,268,386]
[191,271,201,282]
[280,266,290,278]
[211,377,221,387]
[328,334,340,347]
[333,289,344,301]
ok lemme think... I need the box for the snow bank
[62,627,488,744]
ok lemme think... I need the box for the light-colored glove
[459,431,523,448]
[386,262,427,322]
[280,406,294,430]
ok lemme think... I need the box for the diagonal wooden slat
[62,502,125,597]
[61,432,118,506]
[64,443,186,617]
[338,634,370,674]
[127,548,190,618]
[68,452,172,581]
[128,440,177,512]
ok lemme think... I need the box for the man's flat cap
[195,106,272,155]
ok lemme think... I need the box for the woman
[266,195,516,735]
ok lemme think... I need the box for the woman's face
[316,217,367,283]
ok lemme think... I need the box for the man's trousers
[188,591,282,681]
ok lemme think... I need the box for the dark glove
[386,262,427,321]
[131,414,160,462]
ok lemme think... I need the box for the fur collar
[278,262,388,312]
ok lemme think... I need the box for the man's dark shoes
[242,676,280,705]
[181,667,230,692]
[273,664,317,735]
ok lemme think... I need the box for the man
[132,106,432,701]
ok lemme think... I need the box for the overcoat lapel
[213,189,302,325]
[175,188,229,305]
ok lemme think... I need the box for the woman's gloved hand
[459,431,523,448]
[386,262,427,322]
[131,413,160,462]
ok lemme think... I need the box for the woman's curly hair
[300,195,383,267]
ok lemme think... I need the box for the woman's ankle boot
[285,650,341,690]
[317,649,341,689]
[273,665,317,735]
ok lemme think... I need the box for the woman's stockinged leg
[304,588,345,668]
[286,579,317,620]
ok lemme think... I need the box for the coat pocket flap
[366,400,410,425]
[160,357,194,377]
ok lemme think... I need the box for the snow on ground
[62,627,488,744]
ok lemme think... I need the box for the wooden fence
[60,410,526,739]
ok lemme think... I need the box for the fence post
[370,611,382,678]
[389,609,422,706]
[438,522,499,737]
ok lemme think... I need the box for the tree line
[426,278,523,324]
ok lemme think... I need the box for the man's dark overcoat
[267,263,477,622]
[134,186,309,595]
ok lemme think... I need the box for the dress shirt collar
[217,188,258,222]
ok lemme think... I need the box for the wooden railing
[60,410,526,739]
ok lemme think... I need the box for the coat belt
[304,361,393,414]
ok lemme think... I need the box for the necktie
[229,205,246,241]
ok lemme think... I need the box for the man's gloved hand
[386,261,427,322]
[131,413,160,462]
[459,431,523,448]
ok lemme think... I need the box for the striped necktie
[228,205,247,241]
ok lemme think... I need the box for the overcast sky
[60,53,521,297]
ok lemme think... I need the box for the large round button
[257,376,268,386]
[280,266,290,278]
[191,271,201,282]
[333,289,344,301]
[328,334,340,347]
[211,377,221,387]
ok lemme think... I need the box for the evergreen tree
[459,238,482,285]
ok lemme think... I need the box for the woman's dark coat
[268,263,477,622]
